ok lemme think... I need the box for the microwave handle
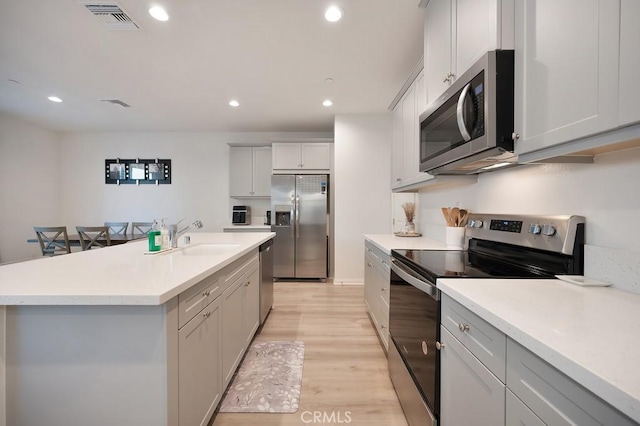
[456,83,473,142]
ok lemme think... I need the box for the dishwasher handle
[391,258,438,300]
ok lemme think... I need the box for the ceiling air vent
[101,99,131,108]
[80,2,139,30]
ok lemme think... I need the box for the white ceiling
[0,0,424,133]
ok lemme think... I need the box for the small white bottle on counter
[160,219,170,250]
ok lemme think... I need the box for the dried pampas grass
[402,202,416,222]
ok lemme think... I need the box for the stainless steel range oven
[388,214,585,426]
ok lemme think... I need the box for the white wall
[0,112,331,263]
[416,146,640,292]
[0,113,61,263]
[334,114,392,284]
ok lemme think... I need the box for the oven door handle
[391,258,438,299]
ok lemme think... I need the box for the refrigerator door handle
[295,195,300,238]
[290,194,295,238]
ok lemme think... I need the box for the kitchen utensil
[450,207,460,226]
[458,209,469,227]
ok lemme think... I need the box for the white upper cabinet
[514,0,620,157]
[390,70,434,190]
[425,0,453,105]
[619,0,640,127]
[401,84,419,182]
[391,98,404,186]
[425,0,512,105]
[229,146,272,197]
[272,143,331,171]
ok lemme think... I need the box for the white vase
[445,226,465,249]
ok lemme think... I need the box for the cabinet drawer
[178,273,221,328]
[441,293,506,382]
[506,338,635,426]
[224,253,259,291]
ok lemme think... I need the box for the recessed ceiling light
[48,96,63,103]
[322,99,333,107]
[149,6,169,21]
[324,6,343,22]
[229,100,240,107]
[324,77,334,84]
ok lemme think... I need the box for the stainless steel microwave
[419,50,515,175]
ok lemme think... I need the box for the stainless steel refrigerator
[271,174,328,279]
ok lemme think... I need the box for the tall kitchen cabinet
[272,142,331,172]
[513,0,621,157]
[229,146,272,197]
[424,0,514,105]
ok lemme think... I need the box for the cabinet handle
[244,281,250,287]
[381,325,386,330]
[202,290,211,297]
[458,323,470,332]
[443,75,450,83]
[203,311,211,318]
[512,132,520,141]
[367,262,372,267]
[435,341,445,350]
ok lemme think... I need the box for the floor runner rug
[219,340,305,413]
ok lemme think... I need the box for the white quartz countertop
[223,225,271,232]
[438,278,640,423]
[0,232,274,306]
[364,234,449,254]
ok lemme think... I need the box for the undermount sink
[176,243,242,256]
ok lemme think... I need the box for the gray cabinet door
[506,389,545,426]
[440,327,505,426]
[221,278,246,388]
[507,338,636,426]
[178,297,221,426]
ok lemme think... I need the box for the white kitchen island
[0,232,274,426]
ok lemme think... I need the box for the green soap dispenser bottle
[148,220,162,252]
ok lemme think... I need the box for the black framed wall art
[105,158,172,185]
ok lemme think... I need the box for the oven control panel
[489,219,522,233]
[466,214,585,255]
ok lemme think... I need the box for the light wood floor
[211,282,408,426]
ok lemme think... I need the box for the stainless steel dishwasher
[259,238,274,324]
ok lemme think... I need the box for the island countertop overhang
[0,232,274,306]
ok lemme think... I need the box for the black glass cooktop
[392,239,578,284]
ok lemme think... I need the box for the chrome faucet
[171,220,203,248]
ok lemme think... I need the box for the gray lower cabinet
[441,294,636,426]
[222,255,260,388]
[364,241,390,351]
[506,389,545,426]
[178,297,222,426]
[506,338,636,426]
[440,295,506,426]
